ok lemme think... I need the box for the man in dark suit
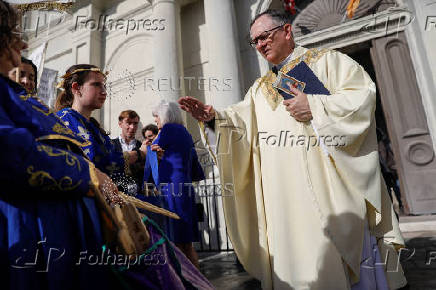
[112,110,144,194]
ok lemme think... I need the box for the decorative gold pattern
[19,94,32,101]
[32,105,52,116]
[13,2,74,12]
[37,134,91,148]
[52,123,76,137]
[19,93,91,149]
[260,48,330,110]
[19,92,54,116]
[27,166,82,191]
[37,144,81,171]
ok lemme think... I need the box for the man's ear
[118,120,123,128]
[284,23,293,40]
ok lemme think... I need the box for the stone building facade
[22,0,436,249]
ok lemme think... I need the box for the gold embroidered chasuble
[200,46,406,289]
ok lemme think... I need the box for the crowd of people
[1,1,408,289]
[0,1,212,289]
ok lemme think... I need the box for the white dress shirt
[119,136,137,152]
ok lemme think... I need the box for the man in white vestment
[179,9,407,290]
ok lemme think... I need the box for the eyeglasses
[249,25,284,47]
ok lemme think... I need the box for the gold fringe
[119,192,180,220]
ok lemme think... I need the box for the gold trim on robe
[37,134,92,148]
[259,47,329,111]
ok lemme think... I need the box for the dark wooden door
[370,32,436,214]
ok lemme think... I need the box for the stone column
[404,0,436,153]
[152,0,185,102]
[71,2,104,121]
[204,0,244,110]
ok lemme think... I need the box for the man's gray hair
[152,100,184,126]
[250,9,291,28]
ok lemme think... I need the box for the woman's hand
[95,168,124,205]
[139,140,148,157]
[151,144,165,160]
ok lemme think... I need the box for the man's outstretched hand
[178,96,215,122]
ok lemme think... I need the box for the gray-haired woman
[146,100,205,267]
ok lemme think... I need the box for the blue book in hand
[273,61,330,99]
